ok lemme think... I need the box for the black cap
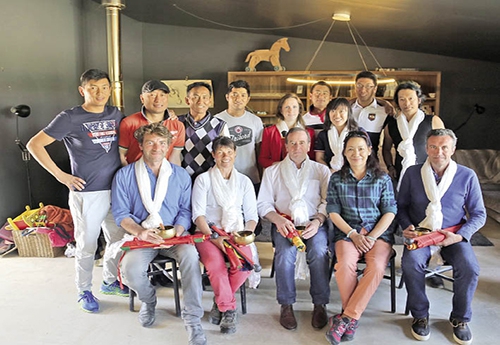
[141,80,170,94]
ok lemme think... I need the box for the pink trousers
[195,240,251,312]
[334,239,392,320]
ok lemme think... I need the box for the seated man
[257,127,331,331]
[398,129,486,345]
[111,123,206,345]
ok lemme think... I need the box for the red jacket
[258,125,315,169]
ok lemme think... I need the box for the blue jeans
[402,241,479,322]
[120,244,204,326]
[272,224,330,305]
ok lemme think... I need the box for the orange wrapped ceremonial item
[278,212,306,252]
[121,233,209,251]
[209,223,254,271]
[405,224,463,250]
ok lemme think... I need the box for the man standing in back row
[119,80,185,166]
[215,80,264,187]
[27,69,128,313]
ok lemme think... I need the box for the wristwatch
[210,232,219,240]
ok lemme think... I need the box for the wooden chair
[129,255,181,317]
[329,248,397,313]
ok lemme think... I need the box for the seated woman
[325,131,397,345]
[258,93,315,169]
[315,97,364,173]
[192,136,258,335]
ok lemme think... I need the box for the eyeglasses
[355,84,376,90]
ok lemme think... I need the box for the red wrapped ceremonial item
[277,212,306,252]
[209,223,254,271]
[406,224,463,250]
[121,233,208,251]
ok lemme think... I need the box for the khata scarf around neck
[396,109,425,190]
[280,155,312,225]
[419,158,458,231]
[327,125,349,171]
[134,157,172,229]
[209,166,244,232]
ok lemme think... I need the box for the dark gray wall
[0,0,143,223]
[141,24,500,151]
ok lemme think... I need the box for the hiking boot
[312,304,328,329]
[209,301,222,325]
[411,317,430,341]
[220,309,238,334]
[450,318,473,345]
[100,280,129,297]
[341,317,359,342]
[325,314,348,345]
[139,299,156,327]
[78,291,99,313]
[186,324,207,345]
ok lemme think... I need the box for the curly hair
[134,123,173,146]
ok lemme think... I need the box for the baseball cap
[141,80,170,94]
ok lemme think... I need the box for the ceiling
[95,0,500,63]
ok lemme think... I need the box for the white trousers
[68,190,126,293]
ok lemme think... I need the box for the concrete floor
[1,217,499,345]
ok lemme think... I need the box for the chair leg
[240,283,247,315]
[129,289,136,312]
[171,261,181,317]
[390,254,396,313]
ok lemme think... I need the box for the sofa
[453,149,500,223]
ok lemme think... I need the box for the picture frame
[161,79,214,108]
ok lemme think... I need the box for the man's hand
[138,229,164,245]
[350,232,374,254]
[57,172,86,191]
[435,230,463,247]
[301,219,320,239]
[274,216,296,238]
[167,109,177,120]
[383,100,395,116]
[210,235,229,253]
[402,225,417,240]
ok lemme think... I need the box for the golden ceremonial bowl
[158,225,176,239]
[233,230,255,245]
[295,225,306,237]
[413,227,432,237]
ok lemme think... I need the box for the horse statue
[245,38,290,71]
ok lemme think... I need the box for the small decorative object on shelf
[245,38,290,72]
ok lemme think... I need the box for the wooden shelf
[228,70,441,125]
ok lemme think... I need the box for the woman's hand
[351,232,374,254]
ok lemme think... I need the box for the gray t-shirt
[215,110,263,184]
[43,105,123,192]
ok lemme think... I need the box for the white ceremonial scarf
[134,157,172,229]
[396,109,425,190]
[209,166,244,233]
[419,158,457,231]
[280,155,312,225]
[419,158,457,268]
[327,126,349,171]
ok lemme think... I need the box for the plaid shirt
[326,169,397,243]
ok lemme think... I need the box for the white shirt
[303,111,323,127]
[215,110,264,184]
[351,99,388,134]
[192,170,258,230]
[257,158,331,219]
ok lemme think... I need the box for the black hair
[227,80,251,96]
[355,71,378,86]
[393,81,426,109]
[339,130,383,180]
[187,81,212,95]
[310,81,333,95]
[212,136,237,152]
[80,69,110,86]
[323,97,358,131]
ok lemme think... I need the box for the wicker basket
[12,229,64,258]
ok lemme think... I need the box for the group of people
[26,68,486,345]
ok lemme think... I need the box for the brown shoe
[280,304,297,330]
[311,304,328,329]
